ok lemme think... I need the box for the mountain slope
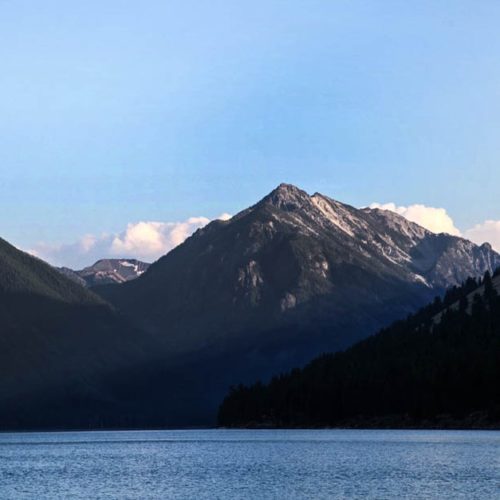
[218,270,500,428]
[59,259,150,287]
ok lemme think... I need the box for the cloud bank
[370,202,500,252]
[30,213,232,269]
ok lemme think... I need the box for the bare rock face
[280,292,297,312]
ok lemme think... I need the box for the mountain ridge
[98,183,499,325]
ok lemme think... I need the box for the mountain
[97,184,499,354]
[95,184,500,422]
[218,270,500,429]
[59,259,150,287]
[1,183,498,429]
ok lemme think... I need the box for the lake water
[0,429,498,499]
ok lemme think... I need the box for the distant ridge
[59,259,150,287]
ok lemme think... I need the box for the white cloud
[218,212,232,221]
[110,217,211,257]
[369,202,461,236]
[464,220,500,252]
[29,214,231,269]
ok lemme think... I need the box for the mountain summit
[260,182,312,211]
[99,183,499,325]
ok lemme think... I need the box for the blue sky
[1,1,499,266]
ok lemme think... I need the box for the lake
[0,429,498,499]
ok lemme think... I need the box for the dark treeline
[218,269,500,428]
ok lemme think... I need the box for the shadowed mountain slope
[0,238,196,429]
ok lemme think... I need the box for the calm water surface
[0,429,498,499]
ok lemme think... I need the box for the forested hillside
[218,270,500,429]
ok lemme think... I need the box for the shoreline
[218,411,500,431]
[1,422,500,434]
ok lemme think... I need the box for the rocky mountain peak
[261,183,312,212]
[93,184,500,425]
